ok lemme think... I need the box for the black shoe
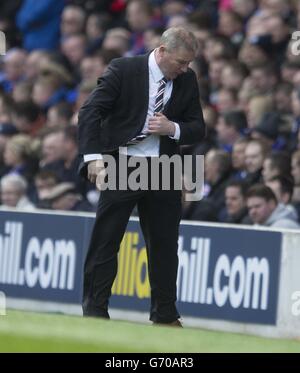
[153,319,183,327]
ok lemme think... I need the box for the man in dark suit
[78,27,206,325]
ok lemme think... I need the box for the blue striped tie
[126,77,168,145]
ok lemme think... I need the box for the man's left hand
[147,113,175,136]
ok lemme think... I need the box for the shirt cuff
[169,122,180,140]
[84,154,103,162]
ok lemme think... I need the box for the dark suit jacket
[78,53,206,177]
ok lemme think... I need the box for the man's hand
[147,113,175,136]
[87,159,106,190]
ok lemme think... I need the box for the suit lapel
[136,53,150,107]
[163,77,181,115]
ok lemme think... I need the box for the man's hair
[265,151,291,175]
[223,110,248,132]
[247,139,269,158]
[13,101,41,122]
[0,174,28,193]
[50,102,73,121]
[160,27,198,54]
[234,137,250,147]
[226,180,248,198]
[210,149,232,176]
[246,184,277,203]
[34,170,59,183]
[268,175,294,201]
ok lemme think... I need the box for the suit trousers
[82,155,182,323]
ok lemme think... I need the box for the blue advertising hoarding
[0,210,281,325]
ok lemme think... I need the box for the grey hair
[160,27,198,54]
[0,174,28,193]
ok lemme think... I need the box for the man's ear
[157,45,166,55]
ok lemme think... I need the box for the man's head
[246,184,277,224]
[40,182,78,211]
[0,174,28,207]
[266,175,294,205]
[3,48,27,82]
[155,27,198,80]
[61,5,86,37]
[225,180,248,217]
[126,0,153,32]
[34,170,58,200]
[216,110,247,145]
[262,152,291,182]
[205,148,231,185]
[41,129,64,165]
[232,137,249,171]
[245,139,268,174]
[250,64,278,95]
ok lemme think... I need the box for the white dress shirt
[84,50,180,162]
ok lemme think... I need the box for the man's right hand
[87,160,106,189]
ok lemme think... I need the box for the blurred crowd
[1,0,300,229]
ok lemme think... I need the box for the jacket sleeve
[78,59,122,155]
[177,71,206,146]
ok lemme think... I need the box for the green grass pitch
[0,310,299,352]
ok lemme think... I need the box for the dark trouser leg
[138,189,182,323]
[82,189,139,317]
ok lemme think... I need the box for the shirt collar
[149,49,164,83]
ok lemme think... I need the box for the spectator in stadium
[231,137,249,180]
[42,125,92,200]
[216,110,247,152]
[24,50,51,82]
[262,151,291,182]
[11,101,44,136]
[46,102,74,128]
[184,149,232,222]
[16,0,64,51]
[3,134,40,184]
[245,94,274,130]
[218,10,244,48]
[0,123,19,177]
[33,170,59,208]
[39,129,65,168]
[78,27,205,325]
[85,12,111,54]
[223,180,250,224]
[231,0,257,21]
[70,81,98,126]
[220,61,248,91]
[39,182,94,212]
[32,76,70,112]
[102,27,131,56]
[246,94,274,129]
[238,41,269,69]
[274,82,293,115]
[246,184,299,229]
[249,64,279,96]
[126,0,154,56]
[251,112,286,150]
[216,88,239,114]
[265,175,296,210]
[0,48,27,93]
[60,5,86,39]
[12,81,33,103]
[0,174,35,211]
[61,34,87,74]
[244,139,269,184]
